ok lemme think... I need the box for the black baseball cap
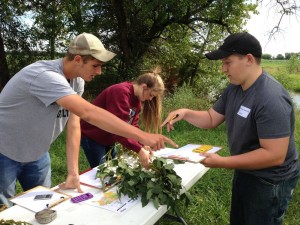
[205,32,262,60]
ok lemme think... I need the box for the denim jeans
[0,152,51,207]
[230,169,299,225]
[81,136,116,168]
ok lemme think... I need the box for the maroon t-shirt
[81,82,142,153]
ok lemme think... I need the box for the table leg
[162,213,188,225]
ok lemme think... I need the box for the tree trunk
[0,29,10,91]
[112,0,131,79]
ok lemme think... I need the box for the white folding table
[0,161,209,225]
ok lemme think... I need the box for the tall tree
[30,1,68,59]
[0,1,32,91]
[0,27,9,91]
[1,0,299,90]
[90,0,256,80]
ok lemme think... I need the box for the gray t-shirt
[213,71,298,181]
[0,59,84,162]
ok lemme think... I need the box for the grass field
[24,59,300,224]
[262,59,300,92]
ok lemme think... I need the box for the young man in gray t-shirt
[0,33,177,207]
[162,32,299,225]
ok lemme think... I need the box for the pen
[46,196,65,208]
[168,114,179,123]
[117,203,127,211]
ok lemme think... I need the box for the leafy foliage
[287,55,300,73]
[0,219,32,225]
[1,0,259,91]
[96,150,190,215]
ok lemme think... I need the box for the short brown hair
[65,52,96,63]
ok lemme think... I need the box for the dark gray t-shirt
[0,59,84,162]
[213,71,298,181]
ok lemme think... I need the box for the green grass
[262,59,300,92]
[15,59,300,224]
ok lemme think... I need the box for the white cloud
[245,3,300,57]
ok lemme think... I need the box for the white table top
[0,162,209,225]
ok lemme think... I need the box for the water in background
[291,92,300,109]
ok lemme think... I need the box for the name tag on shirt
[237,105,251,118]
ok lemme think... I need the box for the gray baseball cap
[68,33,116,62]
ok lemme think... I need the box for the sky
[245,2,300,57]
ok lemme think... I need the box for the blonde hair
[133,67,165,134]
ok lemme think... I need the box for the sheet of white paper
[80,168,102,189]
[83,188,140,214]
[154,147,176,157]
[80,168,115,189]
[154,144,222,162]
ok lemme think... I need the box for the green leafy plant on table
[0,219,32,225]
[1,205,33,225]
[96,146,191,216]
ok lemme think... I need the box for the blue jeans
[81,136,116,168]
[230,169,299,225]
[0,152,51,207]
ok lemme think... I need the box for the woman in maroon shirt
[81,68,165,168]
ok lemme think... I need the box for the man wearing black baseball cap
[205,32,262,60]
[162,32,299,225]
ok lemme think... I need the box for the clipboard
[154,144,222,163]
[79,167,121,191]
[10,186,71,212]
[79,168,102,190]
